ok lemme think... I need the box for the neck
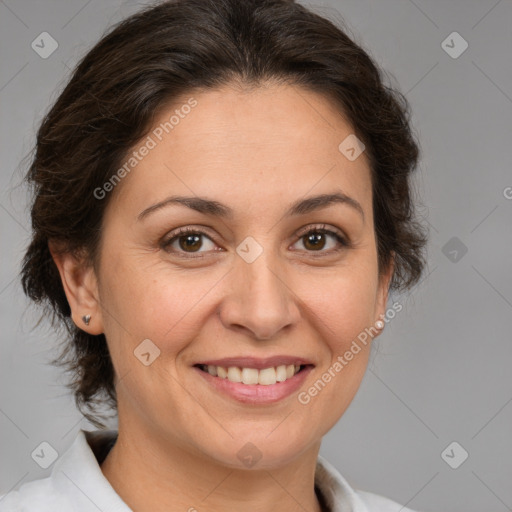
[100,422,324,512]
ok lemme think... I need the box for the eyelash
[160,224,350,259]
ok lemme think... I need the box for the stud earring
[375,320,385,330]
[82,314,91,326]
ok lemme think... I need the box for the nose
[217,251,300,341]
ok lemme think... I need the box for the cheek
[291,272,377,436]
[299,262,379,349]
[99,253,222,355]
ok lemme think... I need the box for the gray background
[1,1,511,511]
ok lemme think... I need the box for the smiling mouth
[195,364,309,386]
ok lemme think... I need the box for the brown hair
[21,0,428,428]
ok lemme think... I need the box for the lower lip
[193,366,314,404]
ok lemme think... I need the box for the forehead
[109,83,372,219]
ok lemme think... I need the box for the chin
[192,425,319,471]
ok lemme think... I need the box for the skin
[51,81,394,512]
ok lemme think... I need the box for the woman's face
[91,82,392,468]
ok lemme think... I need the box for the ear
[49,243,104,335]
[374,251,395,328]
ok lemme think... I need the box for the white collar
[2,429,415,512]
[63,429,370,511]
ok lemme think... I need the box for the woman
[2,0,428,510]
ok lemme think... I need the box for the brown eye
[302,232,327,251]
[177,233,203,252]
[161,227,218,256]
[293,226,349,254]
[161,224,349,259]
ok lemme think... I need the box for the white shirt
[0,429,420,512]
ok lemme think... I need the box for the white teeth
[241,368,259,385]
[258,367,277,385]
[227,366,242,382]
[276,365,287,382]
[201,363,304,385]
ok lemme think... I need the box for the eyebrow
[137,191,365,222]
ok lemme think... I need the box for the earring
[82,314,91,326]
[375,320,384,330]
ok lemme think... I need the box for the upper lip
[194,356,314,370]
